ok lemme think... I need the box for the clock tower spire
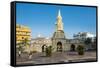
[56,10,63,31]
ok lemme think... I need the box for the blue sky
[16,3,96,39]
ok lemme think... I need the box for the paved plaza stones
[16,51,97,65]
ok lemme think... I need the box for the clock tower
[52,10,67,52]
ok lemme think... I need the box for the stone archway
[57,42,62,52]
[70,44,75,51]
[42,44,47,52]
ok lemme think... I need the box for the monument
[52,10,67,52]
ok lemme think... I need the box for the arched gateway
[70,44,75,51]
[42,44,47,52]
[57,42,62,52]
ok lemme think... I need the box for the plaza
[16,51,96,65]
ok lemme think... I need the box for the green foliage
[84,38,92,45]
[45,46,52,57]
[16,43,24,53]
[77,45,84,55]
[16,38,30,54]
[22,38,30,46]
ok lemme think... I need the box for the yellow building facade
[16,24,31,44]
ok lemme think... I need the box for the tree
[77,45,84,55]
[45,46,52,57]
[16,43,24,57]
[84,38,92,50]
[84,38,92,45]
[22,38,31,53]
[23,38,30,47]
[17,38,31,55]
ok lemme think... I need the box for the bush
[77,45,84,55]
[45,46,52,57]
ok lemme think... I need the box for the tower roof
[56,9,63,31]
[58,9,62,18]
[58,10,61,16]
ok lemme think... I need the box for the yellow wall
[16,24,31,44]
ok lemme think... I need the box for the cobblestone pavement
[16,51,97,65]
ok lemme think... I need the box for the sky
[16,3,96,39]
